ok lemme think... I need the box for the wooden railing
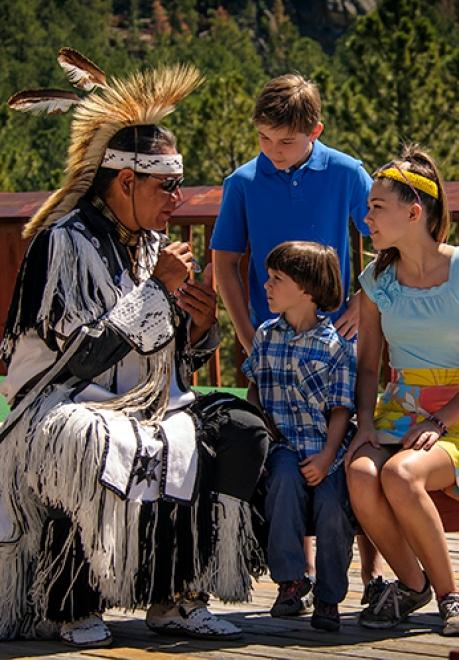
[1,183,459,383]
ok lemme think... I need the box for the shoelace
[373,582,410,618]
[440,594,459,617]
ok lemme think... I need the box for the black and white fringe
[192,493,262,603]
[0,388,142,639]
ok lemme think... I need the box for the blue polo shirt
[210,140,372,326]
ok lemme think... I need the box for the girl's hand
[345,425,380,469]
[402,420,441,451]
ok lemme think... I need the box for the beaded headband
[375,167,438,200]
[101,149,183,174]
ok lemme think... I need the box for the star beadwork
[134,453,161,487]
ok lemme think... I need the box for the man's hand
[299,450,334,487]
[175,264,217,341]
[153,241,193,293]
[334,290,360,340]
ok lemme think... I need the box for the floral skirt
[374,368,459,500]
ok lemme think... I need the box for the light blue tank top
[359,247,459,369]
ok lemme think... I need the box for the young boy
[210,72,383,600]
[242,241,356,632]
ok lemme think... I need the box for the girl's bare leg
[303,536,315,577]
[381,445,456,597]
[357,534,384,585]
[347,444,425,589]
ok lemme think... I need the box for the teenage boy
[210,73,372,350]
[243,241,356,632]
[210,73,383,605]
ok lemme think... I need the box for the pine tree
[325,0,459,178]
[0,0,115,191]
[173,71,259,185]
[257,0,328,78]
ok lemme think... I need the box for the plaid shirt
[242,316,356,473]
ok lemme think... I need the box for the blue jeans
[265,445,354,604]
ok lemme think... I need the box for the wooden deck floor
[1,535,458,660]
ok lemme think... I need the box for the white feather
[57,48,107,91]
[16,97,79,115]
[58,60,101,92]
[8,90,80,116]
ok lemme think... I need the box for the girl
[346,146,459,636]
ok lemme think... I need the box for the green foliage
[173,72,259,185]
[259,0,328,77]
[0,0,114,191]
[326,0,459,178]
[0,113,71,191]
[139,8,265,183]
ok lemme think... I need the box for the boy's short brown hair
[253,74,321,134]
[266,241,343,312]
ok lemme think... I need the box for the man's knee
[211,404,269,500]
[219,407,269,463]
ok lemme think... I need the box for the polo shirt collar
[258,139,329,176]
[304,139,329,171]
[272,314,334,343]
[258,152,279,175]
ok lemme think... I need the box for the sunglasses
[149,174,185,193]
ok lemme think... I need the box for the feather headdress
[7,48,108,116]
[7,48,203,238]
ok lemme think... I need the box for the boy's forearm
[324,407,352,460]
[214,251,255,353]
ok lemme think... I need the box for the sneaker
[439,592,459,636]
[270,575,314,617]
[146,596,242,640]
[359,577,432,629]
[361,575,390,605]
[60,614,112,648]
[311,598,340,632]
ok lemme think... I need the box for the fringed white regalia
[0,209,261,640]
[0,51,264,641]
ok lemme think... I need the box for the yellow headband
[375,167,438,199]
